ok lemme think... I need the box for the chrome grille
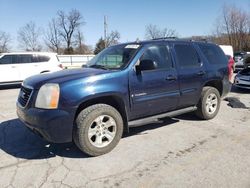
[18,86,32,107]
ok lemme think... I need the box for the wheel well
[74,96,129,132]
[204,80,223,96]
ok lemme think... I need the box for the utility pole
[104,15,108,48]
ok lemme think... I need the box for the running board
[128,106,197,127]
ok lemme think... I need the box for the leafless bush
[0,31,11,53]
[145,24,178,39]
[18,21,42,51]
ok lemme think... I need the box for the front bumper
[16,103,75,143]
[234,77,250,89]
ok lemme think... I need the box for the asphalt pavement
[0,86,250,188]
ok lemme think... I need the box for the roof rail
[152,37,178,40]
[180,37,211,43]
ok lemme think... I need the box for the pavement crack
[9,166,18,188]
[0,160,29,170]
[39,159,51,188]
[85,161,143,186]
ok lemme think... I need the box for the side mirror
[135,59,157,74]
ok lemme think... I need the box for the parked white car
[219,45,234,58]
[0,52,63,85]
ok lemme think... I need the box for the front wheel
[195,87,221,120]
[73,104,123,156]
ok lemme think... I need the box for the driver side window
[140,45,172,70]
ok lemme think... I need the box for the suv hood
[23,68,111,89]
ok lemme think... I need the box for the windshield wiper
[88,64,109,70]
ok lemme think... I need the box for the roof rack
[152,37,178,40]
[180,37,211,43]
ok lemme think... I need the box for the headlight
[35,83,60,109]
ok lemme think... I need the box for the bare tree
[94,30,121,55]
[213,4,250,51]
[145,24,178,39]
[57,9,84,54]
[45,18,61,53]
[18,21,42,51]
[106,30,120,47]
[0,31,11,53]
[74,30,92,54]
[94,37,105,55]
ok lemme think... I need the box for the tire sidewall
[76,105,123,156]
[201,88,221,119]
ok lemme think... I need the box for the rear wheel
[73,104,123,156]
[195,87,221,120]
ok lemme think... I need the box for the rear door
[18,54,35,80]
[34,54,51,73]
[129,43,180,119]
[173,42,206,108]
[0,55,21,83]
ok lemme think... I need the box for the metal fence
[58,55,95,69]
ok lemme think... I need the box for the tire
[195,87,221,120]
[73,104,123,156]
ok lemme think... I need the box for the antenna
[104,16,108,48]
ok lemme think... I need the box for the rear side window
[38,55,50,62]
[199,44,227,64]
[140,45,173,69]
[19,55,32,63]
[32,55,50,63]
[174,44,200,68]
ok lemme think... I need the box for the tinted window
[38,55,50,62]
[199,44,227,64]
[32,54,39,62]
[140,45,172,69]
[19,55,32,63]
[31,55,50,63]
[87,44,139,69]
[174,44,200,68]
[0,55,12,64]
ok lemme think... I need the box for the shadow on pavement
[0,119,88,159]
[125,118,180,137]
[224,97,249,109]
[0,117,182,160]
[175,112,201,121]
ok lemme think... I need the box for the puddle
[224,97,249,109]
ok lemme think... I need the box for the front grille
[18,86,33,107]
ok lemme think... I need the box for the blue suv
[17,39,231,156]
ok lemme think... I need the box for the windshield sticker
[125,44,140,49]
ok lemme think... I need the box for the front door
[0,55,20,83]
[129,44,180,120]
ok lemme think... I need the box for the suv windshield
[86,44,140,70]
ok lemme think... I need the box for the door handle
[166,75,177,81]
[196,71,205,76]
[11,66,16,68]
